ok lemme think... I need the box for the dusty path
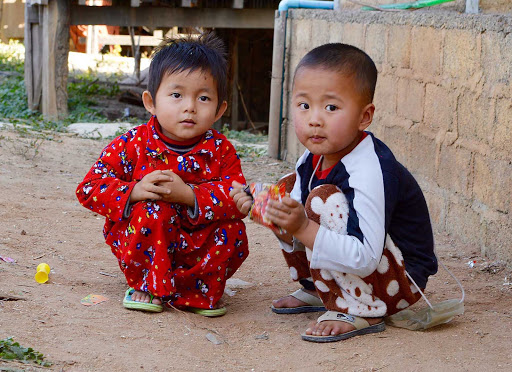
[0,128,511,371]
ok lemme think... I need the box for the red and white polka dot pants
[278,175,421,317]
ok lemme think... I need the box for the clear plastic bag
[385,260,465,331]
[385,299,464,330]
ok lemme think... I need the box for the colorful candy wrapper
[245,182,287,234]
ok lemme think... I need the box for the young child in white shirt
[230,43,437,342]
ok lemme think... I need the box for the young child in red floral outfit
[77,34,248,316]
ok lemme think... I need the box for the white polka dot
[335,296,348,309]
[320,269,333,281]
[410,284,419,293]
[289,266,298,280]
[314,280,330,293]
[396,299,410,309]
[385,236,404,267]
[387,280,399,296]
[377,255,389,274]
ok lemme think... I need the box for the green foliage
[0,41,123,130]
[0,337,52,367]
[221,124,267,144]
[67,72,120,124]
[0,40,24,74]
[0,41,42,123]
[221,124,268,160]
[232,143,267,160]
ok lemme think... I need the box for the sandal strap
[317,311,370,330]
[290,288,324,307]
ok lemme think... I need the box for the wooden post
[268,11,286,159]
[86,25,100,54]
[230,32,239,130]
[129,27,141,85]
[24,2,43,111]
[41,0,70,120]
[232,0,243,9]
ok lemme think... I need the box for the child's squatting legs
[273,177,422,340]
[107,199,248,310]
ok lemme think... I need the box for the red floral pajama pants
[106,200,248,309]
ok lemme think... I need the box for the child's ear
[359,103,375,131]
[214,101,228,122]
[142,91,156,115]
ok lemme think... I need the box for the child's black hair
[148,32,227,112]
[294,43,378,105]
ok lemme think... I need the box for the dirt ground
[0,127,511,372]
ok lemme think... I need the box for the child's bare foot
[272,288,319,309]
[305,316,383,336]
[130,290,162,305]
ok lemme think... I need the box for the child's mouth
[310,136,325,143]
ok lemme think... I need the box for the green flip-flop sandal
[188,306,227,317]
[123,288,163,313]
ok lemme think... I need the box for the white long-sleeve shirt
[281,132,437,288]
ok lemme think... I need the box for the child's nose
[308,111,323,127]
[184,98,196,113]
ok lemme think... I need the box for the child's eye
[299,103,309,110]
[198,96,210,102]
[171,93,181,98]
[325,104,338,112]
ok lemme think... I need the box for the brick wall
[280,9,512,264]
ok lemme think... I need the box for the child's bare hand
[157,171,196,207]
[229,181,253,216]
[130,170,172,203]
[266,196,309,235]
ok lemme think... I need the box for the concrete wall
[279,9,512,264]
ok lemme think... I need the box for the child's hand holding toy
[230,181,289,234]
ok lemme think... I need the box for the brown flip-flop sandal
[301,311,385,342]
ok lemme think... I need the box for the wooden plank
[97,34,163,46]
[230,33,239,129]
[86,25,100,54]
[24,2,42,111]
[70,6,275,29]
[232,0,244,9]
[41,0,70,120]
[131,0,141,7]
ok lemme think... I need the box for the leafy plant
[0,337,52,367]
[221,124,267,143]
[0,41,124,131]
[0,40,24,74]
[221,124,268,160]
[0,42,43,123]
[66,72,121,124]
[232,143,267,160]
